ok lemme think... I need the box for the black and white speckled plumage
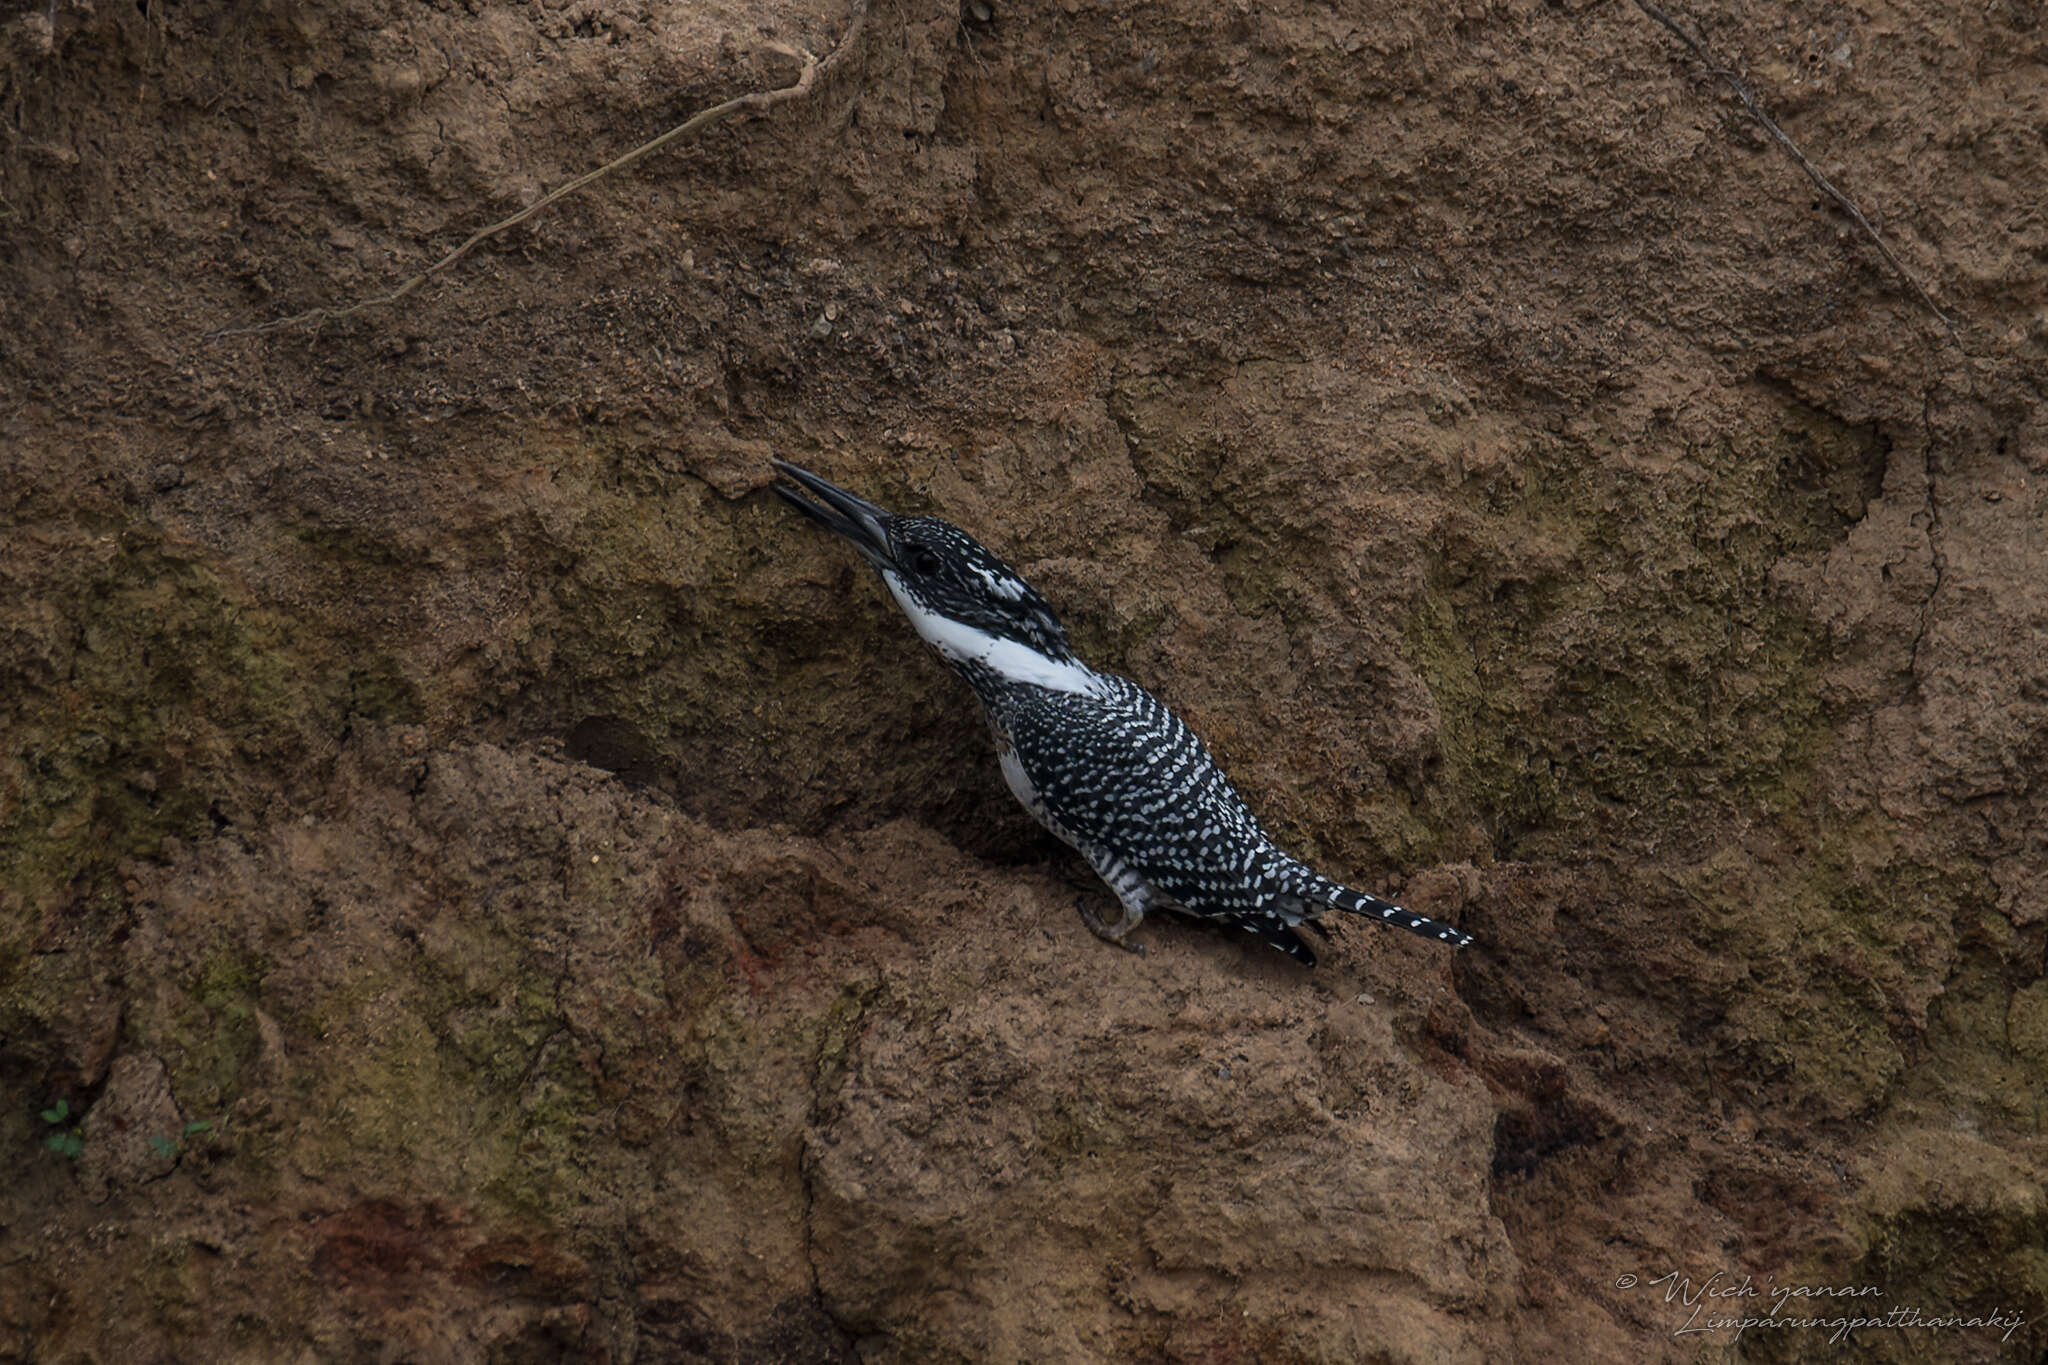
[770,460,1473,965]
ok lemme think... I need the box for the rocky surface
[3,0,2044,1359]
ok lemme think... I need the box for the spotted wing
[1003,675,1300,928]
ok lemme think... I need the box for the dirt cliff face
[3,0,2044,1359]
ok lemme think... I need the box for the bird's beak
[770,460,896,567]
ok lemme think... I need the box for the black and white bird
[770,460,1473,965]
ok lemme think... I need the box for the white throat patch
[881,570,1100,696]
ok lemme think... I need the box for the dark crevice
[1907,387,1946,686]
[795,989,872,1363]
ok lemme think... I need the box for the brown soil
[4,0,2045,1360]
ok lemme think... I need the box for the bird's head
[771,460,1087,687]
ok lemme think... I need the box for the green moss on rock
[1,530,345,1071]
[1816,1128,2048,1365]
[1405,425,1847,856]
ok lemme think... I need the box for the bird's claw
[1074,896,1147,954]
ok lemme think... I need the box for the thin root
[209,0,873,341]
[1632,0,1957,343]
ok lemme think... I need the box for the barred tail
[1292,868,1473,948]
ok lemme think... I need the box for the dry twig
[210,0,871,341]
[1632,0,1957,341]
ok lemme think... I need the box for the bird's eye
[905,545,945,576]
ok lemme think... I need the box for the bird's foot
[1075,896,1147,955]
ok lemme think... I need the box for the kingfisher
[770,460,1473,965]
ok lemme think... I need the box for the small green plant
[39,1100,83,1159]
[146,1120,212,1161]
